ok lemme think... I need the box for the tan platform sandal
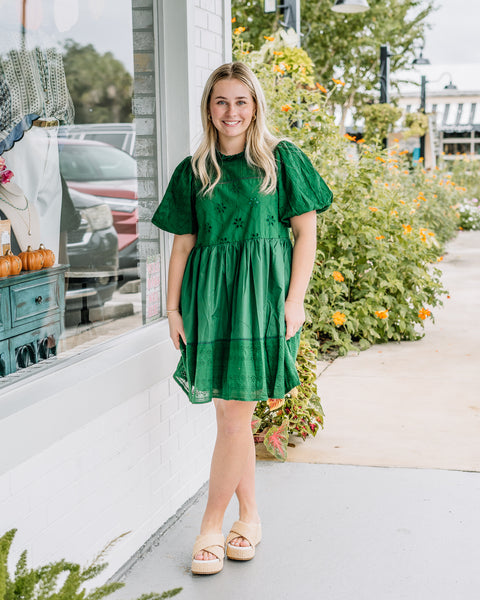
[226,520,262,561]
[191,533,225,575]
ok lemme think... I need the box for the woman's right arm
[167,233,197,349]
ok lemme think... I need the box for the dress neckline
[216,148,245,161]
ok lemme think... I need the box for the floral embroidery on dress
[217,202,227,214]
[266,214,276,226]
[205,223,212,233]
[233,217,244,228]
[249,197,260,207]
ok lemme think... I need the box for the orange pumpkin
[37,243,55,268]
[19,246,44,271]
[0,256,11,278]
[4,249,22,275]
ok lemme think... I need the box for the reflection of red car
[58,138,138,275]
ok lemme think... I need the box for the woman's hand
[285,299,305,340]
[168,311,187,349]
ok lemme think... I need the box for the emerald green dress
[151,140,332,404]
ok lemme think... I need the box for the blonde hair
[192,62,281,195]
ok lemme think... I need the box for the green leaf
[263,421,289,462]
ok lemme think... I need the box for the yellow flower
[375,310,389,319]
[390,209,398,217]
[332,311,346,327]
[273,64,284,74]
[332,78,345,86]
[332,271,344,282]
[418,308,431,320]
[399,200,405,204]
[437,256,444,262]
[281,104,292,112]
[264,35,275,41]
[375,156,386,163]
[399,150,409,155]
[368,206,379,212]
[402,224,412,234]
[273,51,283,56]
[234,26,246,34]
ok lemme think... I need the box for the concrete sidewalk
[109,231,480,600]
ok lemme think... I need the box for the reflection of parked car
[58,123,135,156]
[58,137,138,278]
[66,188,119,311]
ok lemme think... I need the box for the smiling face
[208,78,256,153]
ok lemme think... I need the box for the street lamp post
[413,48,430,161]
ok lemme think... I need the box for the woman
[151,62,332,575]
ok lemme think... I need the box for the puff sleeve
[151,156,198,234]
[275,140,333,227]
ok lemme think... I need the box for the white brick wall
[0,0,231,587]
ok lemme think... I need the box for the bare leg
[195,399,257,561]
[229,434,261,548]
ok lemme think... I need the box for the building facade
[0,0,231,585]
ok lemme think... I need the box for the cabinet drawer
[10,277,61,328]
[9,322,61,372]
[0,339,9,376]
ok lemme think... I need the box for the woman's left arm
[285,210,317,340]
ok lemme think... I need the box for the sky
[421,0,480,65]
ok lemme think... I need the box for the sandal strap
[192,533,225,560]
[226,520,261,547]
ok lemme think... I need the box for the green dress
[151,140,332,404]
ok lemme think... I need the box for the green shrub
[0,529,182,600]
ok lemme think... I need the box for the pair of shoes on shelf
[191,521,262,574]
[226,520,262,561]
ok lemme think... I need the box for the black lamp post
[413,48,430,161]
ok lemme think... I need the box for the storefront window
[0,1,157,380]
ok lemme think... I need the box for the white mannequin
[0,181,41,251]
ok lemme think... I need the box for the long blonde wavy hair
[192,62,281,195]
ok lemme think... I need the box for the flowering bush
[234,31,465,357]
[458,198,480,230]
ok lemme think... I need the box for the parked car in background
[58,137,138,280]
[58,123,136,156]
[66,188,119,311]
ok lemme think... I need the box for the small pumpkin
[4,249,22,275]
[0,256,11,278]
[19,246,44,271]
[37,243,55,268]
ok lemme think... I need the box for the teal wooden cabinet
[0,265,68,376]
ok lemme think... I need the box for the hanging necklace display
[0,182,41,251]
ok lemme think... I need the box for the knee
[216,401,255,437]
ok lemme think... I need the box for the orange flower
[281,104,292,112]
[418,308,431,320]
[368,206,379,212]
[402,224,412,234]
[231,17,236,23]
[399,150,409,155]
[344,133,356,142]
[390,209,398,217]
[316,82,328,93]
[332,78,345,86]
[357,138,365,144]
[264,35,275,41]
[273,64,284,74]
[399,200,405,204]
[332,271,344,282]
[375,310,389,319]
[273,51,283,56]
[332,311,346,326]
[393,138,399,143]
[437,256,444,262]
[375,156,386,163]
[375,235,385,240]
[234,26,246,34]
